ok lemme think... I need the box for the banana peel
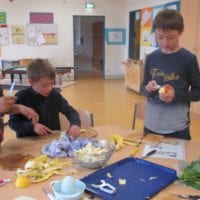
[108,134,141,151]
[108,134,124,150]
[16,154,75,184]
[33,154,48,163]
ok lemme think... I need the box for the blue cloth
[42,134,93,157]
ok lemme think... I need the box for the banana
[108,134,124,151]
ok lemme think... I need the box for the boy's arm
[175,56,200,103]
[8,90,39,138]
[9,104,39,123]
[59,96,81,127]
[8,114,37,138]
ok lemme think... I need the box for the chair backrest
[132,99,146,129]
[19,58,33,67]
[59,109,94,131]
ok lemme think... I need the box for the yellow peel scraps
[118,178,126,185]
[16,154,75,183]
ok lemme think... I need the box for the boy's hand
[159,84,175,103]
[0,96,16,113]
[145,80,159,93]
[68,125,80,139]
[19,105,39,124]
[33,123,52,136]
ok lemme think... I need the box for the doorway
[73,16,105,79]
[129,10,141,59]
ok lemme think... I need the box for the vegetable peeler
[91,180,116,194]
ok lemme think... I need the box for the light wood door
[180,0,200,63]
[92,21,104,72]
[180,0,200,116]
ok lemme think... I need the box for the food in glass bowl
[73,139,115,169]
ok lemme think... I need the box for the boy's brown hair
[27,58,55,81]
[153,9,184,33]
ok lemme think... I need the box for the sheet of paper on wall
[0,24,9,45]
[27,25,36,38]
[36,33,45,45]
[109,32,122,43]
[142,140,185,160]
[27,25,37,46]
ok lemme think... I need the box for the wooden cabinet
[122,59,144,93]
[180,0,200,116]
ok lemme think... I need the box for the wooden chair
[19,58,33,67]
[59,109,94,131]
[132,99,146,129]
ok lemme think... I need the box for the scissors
[91,180,116,194]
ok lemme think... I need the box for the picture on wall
[11,25,26,44]
[0,12,6,24]
[105,28,126,45]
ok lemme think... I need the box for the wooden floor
[3,69,200,142]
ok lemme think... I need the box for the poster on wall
[140,7,152,46]
[30,12,54,23]
[26,23,58,46]
[11,25,26,44]
[0,24,9,45]
[0,12,6,24]
[165,1,180,10]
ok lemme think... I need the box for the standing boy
[9,59,81,138]
[141,9,200,140]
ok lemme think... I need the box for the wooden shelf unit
[122,59,144,93]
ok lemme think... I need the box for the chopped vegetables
[118,179,126,185]
[73,143,107,163]
[179,158,200,190]
[106,172,113,178]
[149,176,157,181]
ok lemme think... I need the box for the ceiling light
[85,2,95,9]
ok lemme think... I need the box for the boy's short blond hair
[27,58,55,81]
[153,9,184,33]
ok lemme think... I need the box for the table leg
[19,74,22,82]
[57,73,63,85]
[10,74,14,83]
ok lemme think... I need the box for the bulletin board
[26,23,58,46]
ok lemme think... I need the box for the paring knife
[141,149,157,159]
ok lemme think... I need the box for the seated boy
[8,59,81,138]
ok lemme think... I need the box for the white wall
[0,0,178,79]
